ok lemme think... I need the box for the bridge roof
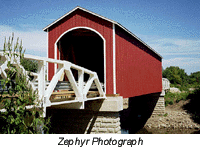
[43,6,162,59]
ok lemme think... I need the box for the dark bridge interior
[58,29,104,83]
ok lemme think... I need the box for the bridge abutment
[120,92,165,133]
[46,92,165,134]
[47,96,123,134]
[151,90,165,116]
[85,96,123,134]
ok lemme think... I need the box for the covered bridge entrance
[44,6,162,98]
[57,28,105,84]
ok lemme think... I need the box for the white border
[54,26,106,93]
[113,24,116,94]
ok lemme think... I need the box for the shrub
[163,66,188,85]
[0,34,50,134]
[164,113,168,117]
[164,91,190,106]
[165,99,174,107]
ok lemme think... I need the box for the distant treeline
[162,66,200,90]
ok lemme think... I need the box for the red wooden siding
[48,9,114,94]
[115,26,162,98]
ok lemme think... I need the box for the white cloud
[162,52,200,56]
[0,25,47,57]
[138,34,200,74]
[137,33,200,54]
[147,38,200,54]
[1,25,199,74]
[163,57,200,75]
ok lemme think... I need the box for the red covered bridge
[43,6,162,99]
[0,6,164,134]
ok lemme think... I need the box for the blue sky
[0,0,199,75]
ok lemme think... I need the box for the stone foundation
[151,90,165,116]
[120,92,165,133]
[46,92,166,134]
[151,96,165,116]
[46,96,123,134]
[85,112,121,134]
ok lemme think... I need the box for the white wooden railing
[162,78,170,90]
[0,52,106,117]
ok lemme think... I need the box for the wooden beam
[106,94,120,97]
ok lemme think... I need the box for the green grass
[163,113,168,117]
[164,91,190,107]
[170,83,200,91]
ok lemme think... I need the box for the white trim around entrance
[54,26,107,93]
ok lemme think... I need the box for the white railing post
[94,73,105,97]
[64,69,82,100]
[78,70,85,108]
[44,65,64,102]
[78,70,84,92]
[0,61,8,79]
[37,60,46,117]
[38,60,45,100]
[83,74,95,99]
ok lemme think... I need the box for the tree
[21,58,38,73]
[0,35,50,133]
[189,71,200,85]
[21,58,38,80]
[162,66,188,85]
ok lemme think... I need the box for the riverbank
[144,99,200,134]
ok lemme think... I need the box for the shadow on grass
[183,87,200,124]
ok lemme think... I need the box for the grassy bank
[165,92,189,106]
[164,86,200,107]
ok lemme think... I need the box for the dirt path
[144,100,200,134]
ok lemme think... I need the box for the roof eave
[115,23,163,59]
[43,6,117,32]
[43,6,162,59]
